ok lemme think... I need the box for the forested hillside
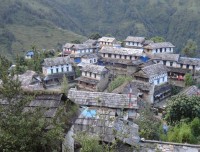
[1,0,200,58]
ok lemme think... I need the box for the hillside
[1,0,200,58]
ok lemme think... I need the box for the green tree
[181,39,198,57]
[61,75,69,94]
[135,104,161,140]
[0,56,69,152]
[88,33,101,40]
[165,95,200,124]
[184,73,194,86]
[71,39,81,44]
[150,36,165,43]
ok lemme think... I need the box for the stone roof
[168,67,191,74]
[154,83,172,96]
[126,80,152,92]
[63,43,96,50]
[143,40,154,45]
[83,39,98,46]
[76,76,100,85]
[98,37,116,43]
[144,42,175,49]
[44,71,75,81]
[179,57,200,66]
[81,64,108,74]
[100,58,133,65]
[24,94,64,118]
[135,64,168,78]
[99,46,144,56]
[68,88,138,109]
[151,53,180,62]
[124,36,145,43]
[180,85,200,96]
[81,53,98,59]
[43,56,72,67]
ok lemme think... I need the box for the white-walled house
[76,64,109,91]
[144,42,175,55]
[124,36,145,48]
[81,54,98,64]
[134,64,171,103]
[42,57,75,86]
[98,37,117,47]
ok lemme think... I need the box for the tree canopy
[181,39,198,57]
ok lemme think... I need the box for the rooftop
[98,37,116,43]
[179,57,200,66]
[135,64,168,78]
[180,85,200,96]
[43,56,72,67]
[99,46,144,56]
[68,88,138,109]
[124,36,145,43]
[151,53,180,62]
[81,64,108,74]
[144,42,175,49]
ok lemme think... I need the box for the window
[187,65,189,69]
[170,62,173,66]
[157,79,160,84]
[51,69,53,74]
[108,54,111,57]
[85,72,87,76]
[90,72,92,77]
[114,54,117,58]
[163,61,166,65]
[165,48,166,52]
[180,64,183,68]
[119,55,122,59]
[90,60,92,63]
[103,53,105,57]
[94,59,96,63]
[94,74,96,78]
[61,67,64,72]
[193,65,195,70]
[163,77,165,82]
[160,48,162,53]
[56,68,59,73]
[66,67,69,71]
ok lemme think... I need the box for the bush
[108,76,132,92]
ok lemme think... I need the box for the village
[3,35,200,152]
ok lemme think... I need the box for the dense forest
[1,0,200,58]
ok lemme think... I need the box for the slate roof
[179,57,200,66]
[68,88,138,109]
[144,42,175,49]
[124,36,145,43]
[168,67,191,74]
[83,39,98,46]
[100,58,133,65]
[44,71,75,81]
[63,43,96,49]
[82,53,98,59]
[98,37,116,43]
[81,64,108,74]
[43,56,72,67]
[151,53,180,62]
[99,46,144,56]
[154,83,172,96]
[124,80,152,92]
[180,85,200,96]
[24,94,64,118]
[76,76,100,85]
[134,64,168,78]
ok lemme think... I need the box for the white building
[42,56,73,76]
[144,42,175,55]
[98,37,117,47]
[124,36,145,48]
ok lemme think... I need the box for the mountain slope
[0,0,200,58]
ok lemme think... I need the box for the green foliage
[150,36,165,43]
[108,76,132,92]
[165,95,200,125]
[181,39,198,57]
[75,133,104,152]
[167,122,195,144]
[61,75,69,94]
[0,57,72,151]
[75,66,81,77]
[88,33,101,40]
[71,39,81,44]
[135,104,161,140]
[190,117,200,137]
[184,73,194,86]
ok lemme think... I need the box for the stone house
[124,36,145,48]
[42,56,75,86]
[98,37,117,47]
[81,53,98,64]
[99,46,144,76]
[76,64,109,91]
[62,43,98,63]
[134,64,171,103]
[144,42,175,55]
[151,54,200,82]
[68,88,139,119]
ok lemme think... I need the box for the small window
[90,60,92,63]
[187,65,189,69]
[85,72,87,76]
[94,74,96,78]
[90,72,92,77]
[163,61,166,65]
[94,59,96,63]
[114,54,117,58]
[160,48,162,53]
[66,67,69,71]
[157,79,160,84]
[108,54,111,57]
[61,67,64,72]
[170,62,173,66]
[56,68,59,73]
[180,64,183,68]
[103,53,105,57]
[51,69,53,74]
